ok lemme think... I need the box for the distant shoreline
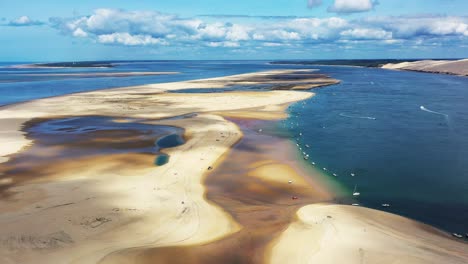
[381,59,468,76]
[270,58,468,77]
[269,59,424,68]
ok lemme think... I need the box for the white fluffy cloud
[341,28,392,40]
[362,16,468,38]
[328,0,377,13]
[97,33,167,46]
[7,16,44,26]
[48,9,467,49]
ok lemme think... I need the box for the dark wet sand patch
[180,71,340,93]
[0,116,184,197]
[99,118,332,264]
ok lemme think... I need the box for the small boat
[452,233,463,239]
[332,173,337,177]
[351,203,359,206]
[312,162,316,165]
[304,156,309,160]
[352,185,360,196]
[288,180,293,184]
[323,167,328,171]
[299,132,303,136]
[382,204,390,207]
[351,173,355,177]
[305,144,310,148]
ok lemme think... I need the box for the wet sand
[0,70,467,263]
[0,70,313,263]
[98,118,333,264]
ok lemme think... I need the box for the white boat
[382,203,390,207]
[351,173,355,177]
[352,185,360,196]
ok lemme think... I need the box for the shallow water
[0,116,184,194]
[0,61,282,106]
[99,118,333,264]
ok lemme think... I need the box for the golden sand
[0,70,466,264]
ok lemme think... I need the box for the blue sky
[1,0,467,61]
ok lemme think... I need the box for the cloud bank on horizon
[46,8,468,48]
[1,0,467,60]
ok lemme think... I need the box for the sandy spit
[0,70,313,264]
[268,204,468,264]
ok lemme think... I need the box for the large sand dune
[382,59,468,76]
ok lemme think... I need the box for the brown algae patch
[99,118,333,264]
[0,116,185,196]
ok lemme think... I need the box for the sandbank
[269,204,468,264]
[0,69,466,264]
[0,70,316,263]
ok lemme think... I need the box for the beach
[0,69,467,264]
[382,59,468,76]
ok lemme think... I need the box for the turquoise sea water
[1,61,467,236]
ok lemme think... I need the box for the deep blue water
[1,61,467,236]
[287,66,468,234]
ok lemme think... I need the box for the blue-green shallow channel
[285,66,468,235]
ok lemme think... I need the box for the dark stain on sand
[0,116,184,196]
[99,118,332,264]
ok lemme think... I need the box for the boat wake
[420,106,452,128]
[339,113,376,120]
[420,106,448,118]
